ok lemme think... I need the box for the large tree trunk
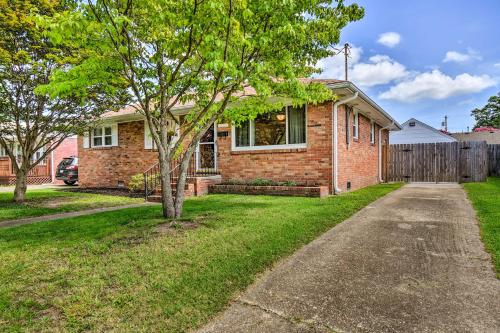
[158,154,176,219]
[14,168,28,203]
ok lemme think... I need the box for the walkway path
[0,203,158,229]
[198,183,500,333]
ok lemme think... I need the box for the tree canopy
[0,0,127,202]
[40,0,365,217]
[471,93,500,129]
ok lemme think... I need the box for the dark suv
[56,157,78,185]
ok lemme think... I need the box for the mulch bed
[60,187,145,198]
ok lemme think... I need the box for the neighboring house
[390,118,457,144]
[451,128,500,144]
[0,137,78,185]
[78,79,401,195]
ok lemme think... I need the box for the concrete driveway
[198,184,500,333]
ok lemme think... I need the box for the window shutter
[83,131,90,149]
[144,121,153,149]
[111,123,119,146]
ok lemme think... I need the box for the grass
[463,177,500,278]
[0,189,143,222]
[0,183,401,332]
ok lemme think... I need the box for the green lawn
[0,183,401,332]
[0,189,143,222]
[463,177,500,278]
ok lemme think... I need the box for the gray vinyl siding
[390,120,456,144]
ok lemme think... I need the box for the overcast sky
[316,0,500,132]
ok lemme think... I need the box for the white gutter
[332,92,358,194]
[378,121,395,182]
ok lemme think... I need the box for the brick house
[78,80,401,195]
[0,137,78,185]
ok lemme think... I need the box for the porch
[0,157,52,185]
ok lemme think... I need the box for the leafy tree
[42,0,364,219]
[471,93,500,129]
[0,0,126,202]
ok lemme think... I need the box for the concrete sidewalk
[198,184,500,333]
[0,203,158,229]
[0,184,68,193]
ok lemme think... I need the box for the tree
[0,0,126,202]
[471,93,500,129]
[43,0,364,219]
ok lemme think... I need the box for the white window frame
[370,120,375,144]
[92,125,113,148]
[231,105,307,151]
[196,122,218,171]
[32,147,46,165]
[0,146,6,157]
[353,111,359,140]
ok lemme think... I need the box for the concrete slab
[197,184,500,333]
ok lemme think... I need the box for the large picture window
[233,105,306,150]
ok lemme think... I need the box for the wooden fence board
[387,141,488,183]
[487,144,500,176]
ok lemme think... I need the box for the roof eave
[327,81,402,130]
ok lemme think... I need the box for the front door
[196,123,217,173]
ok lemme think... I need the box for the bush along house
[78,80,401,199]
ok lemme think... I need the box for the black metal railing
[144,151,218,200]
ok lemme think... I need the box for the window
[0,146,6,157]
[32,147,46,165]
[409,121,416,127]
[233,105,306,150]
[370,121,375,144]
[93,126,113,147]
[352,111,359,140]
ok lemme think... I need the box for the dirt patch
[155,221,200,235]
[40,197,74,208]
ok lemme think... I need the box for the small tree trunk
[159,155,176,219]
[14,168,28,203]
[173,148,196,218]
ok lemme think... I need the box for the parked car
[56,157,78,185]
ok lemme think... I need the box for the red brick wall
[78,121,158,188]
[217,102,334,191]
[78,104,389,193]
[336,107,388,192]
[52,137,78,184]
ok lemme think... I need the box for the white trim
[352,110,359,140]
[370,120,375,144]
[196,122,218,171]
[231,105,307,152]
[91,125,114,148]
[232,143,307,152]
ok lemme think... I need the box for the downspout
[378,121,394,182]
[51,150,55,184]
[332,92,358,194]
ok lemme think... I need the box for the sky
[316,0,500,132]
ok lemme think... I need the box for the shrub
[249,178,275,186]
[128,174,145,192]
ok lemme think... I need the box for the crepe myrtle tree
[0,0,127,202]
[41,0,364,219]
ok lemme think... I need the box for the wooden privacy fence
[386,141,488,183]
[487,144,500,176]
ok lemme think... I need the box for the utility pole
[344,43,350,81]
